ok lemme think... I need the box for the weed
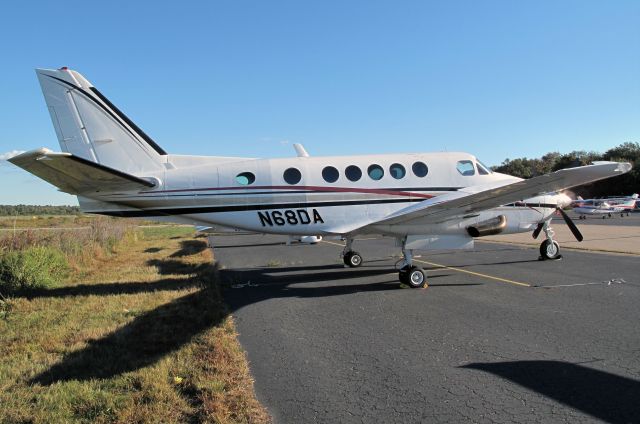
[0,246,68,293]
[0,293,12,320]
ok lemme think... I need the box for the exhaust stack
[467,215,507,238]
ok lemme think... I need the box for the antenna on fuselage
[293,143,310,157]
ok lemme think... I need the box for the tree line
[492,142,640,198]
[0,205,80,216]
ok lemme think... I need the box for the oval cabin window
[412,161,428,177]
[235,172,255,185]
[367,164,384,180]
[389,163,406,179]
[322,166,339,183]
[345,165,362,182]
[283,167,302,185]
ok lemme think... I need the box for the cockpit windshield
[476,159,492,175]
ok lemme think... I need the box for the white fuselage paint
[84,151,562,238]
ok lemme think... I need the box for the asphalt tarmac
[214,232,640,423]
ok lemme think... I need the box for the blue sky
[1,0,638,205]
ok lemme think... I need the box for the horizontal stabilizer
[8,148,156,195]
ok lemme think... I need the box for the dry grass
[0,225,270,423]
[0,214,95,228]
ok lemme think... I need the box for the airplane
[572,194,638,219]
[9,67,632,288]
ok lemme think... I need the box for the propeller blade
[558,207,584,242]
[532,223,544,239]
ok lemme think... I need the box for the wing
[8,148,156,195]
[364,161,631,228]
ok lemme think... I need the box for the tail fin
[36,67,166,175]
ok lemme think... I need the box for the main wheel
[399,266,427,288]
[539,240,561,260]
[343,251,363,268]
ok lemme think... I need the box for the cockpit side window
[456,160,475,176]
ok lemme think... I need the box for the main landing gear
[342,238,363,268]
[398,237,427,288]
[341,237,427,288]
[539,220,562,260]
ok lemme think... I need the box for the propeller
[532,207,584,242]
[532,223,544,239]
[557,207,584,242]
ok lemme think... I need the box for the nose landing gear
[539,221,562,260]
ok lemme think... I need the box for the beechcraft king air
[9,68,633,287]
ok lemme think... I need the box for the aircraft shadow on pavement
[461,360,640,424]
[219,265,483,302]
[28,253,480,385]
[212,241,289,249]
[220,263,451,286]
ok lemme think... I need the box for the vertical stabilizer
[36,67,166,175]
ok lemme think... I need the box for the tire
[539,240,561,260]
[343,251,362,268]
[400,266,427,288]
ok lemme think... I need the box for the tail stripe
[44,75,166,156]
[89,87,167,155]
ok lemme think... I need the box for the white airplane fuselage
[81,151,562,242]
[11,67,632,286]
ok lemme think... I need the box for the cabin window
[345,165,362,182]
[367,164,384,180]
[283,167,302,185]
[412,161,428,177]
[477,159,492,174]
[322,166,339,183]
[389,163,406,179]
[456,160,475,176]
[235,172,255,185]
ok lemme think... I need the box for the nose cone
[556,192,573,209]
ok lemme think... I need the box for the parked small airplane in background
[572,194,638,219]
[9,68,632,287]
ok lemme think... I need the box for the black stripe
[88,198,423,217]
[135,187,461,198]
[138,191,315,198]
[90,87,167,155]
[66,155,155,187]
[45,75,167,155]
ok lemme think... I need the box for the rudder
[36,67,166,175]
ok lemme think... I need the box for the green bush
[0,246,68,294]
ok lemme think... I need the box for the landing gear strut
[398,237,427,288]
[539,220,561,260]
[342,238,363,268]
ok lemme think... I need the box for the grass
[0,225,270,423]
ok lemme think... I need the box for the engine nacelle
[467,215,507,237]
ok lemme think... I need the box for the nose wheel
[539,239,561,260]
[538,220,562,260]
